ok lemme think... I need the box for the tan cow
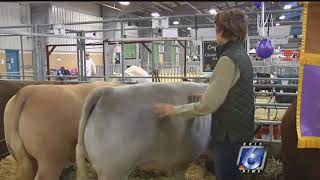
[0,80,79,158]
[4,81,123,180]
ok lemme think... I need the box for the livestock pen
[0,5,302,180]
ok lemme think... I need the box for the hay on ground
[0,155,17,180]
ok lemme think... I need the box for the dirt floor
[0,154,284,180]
[0,155,216,180]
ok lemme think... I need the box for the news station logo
[237,142,267,174]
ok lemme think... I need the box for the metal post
[184,40,187,77]
[45,46,50,80]
[83,33,87,81]
[31,25,37,80]
[121,21,125,83]
[20,35,25,80]
[103,40,106,81]
[151,30,155,82]
[78,32,85,81]
[262,2,265,37]
[76,32,81,81]
[195,15,198,41]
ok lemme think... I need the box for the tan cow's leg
[34,160,65,180]
[15,156,35,180]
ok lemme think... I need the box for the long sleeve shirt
[174,56,241,119]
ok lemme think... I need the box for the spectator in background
[85,53,97,80]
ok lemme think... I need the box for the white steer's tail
[76,87,113,180]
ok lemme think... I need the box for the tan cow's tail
[4,88,32,164]
[76,87,113,180]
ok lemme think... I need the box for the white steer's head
[124,65,152,83]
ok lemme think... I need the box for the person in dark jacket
[153,9,254,180]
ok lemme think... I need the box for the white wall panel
[0,2,32,50]
[49,5,103,53]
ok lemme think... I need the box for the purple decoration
[301,65,320,137]
[256,38,274,59]
[254,2,262,9]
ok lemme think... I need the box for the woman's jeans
[212,138,243,180]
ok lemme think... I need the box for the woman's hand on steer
[152,103,175,118]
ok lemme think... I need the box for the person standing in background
[85,53,97,81]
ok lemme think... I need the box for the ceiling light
[119,2,130,6]
[151,12,160,17]
[283,4,292,10]
[279,15,286,20]
[187,27,192,30]
[209,9,217,15]
[276,23,280,26]
[173,21,179,25]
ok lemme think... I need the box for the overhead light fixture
[276,23,280,26]
[283,4,292,10]
[151,12,160,17]
[173,20,179,25]
[119,2,130,6]
[279,15,286,20]
[209,9,217,15]
[187,27,192,30]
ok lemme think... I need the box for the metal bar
[195,15,198,41]
[151,31,155,82]
[152,2,174,13]
[255,92,297,96]
[0,29,104,40]
[0,25,32,29]
[254,139,281,143]
[185,2,214,23]
[177,41,185,48]
[82,32,87,81]
[46,43,103,47]
[184,41,187,77]
[254,120,282,125]
[142,43,152,54]
[262,2,265,36]
[20,35,25,80]
[254,84,298,88]
[108,37,192,43]
[99,3,124,12]
[121,22,125,83]
[253,77,299,80]
[31,25,37,80]
[46,46,50,80]
[48,46,57,56]
[255,103,291,107]
[0,75,36,78]
[103,40,106,81]
[76,33,81,81]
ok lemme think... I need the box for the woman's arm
[174,56,240,119]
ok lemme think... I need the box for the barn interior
[0,1,309,180]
